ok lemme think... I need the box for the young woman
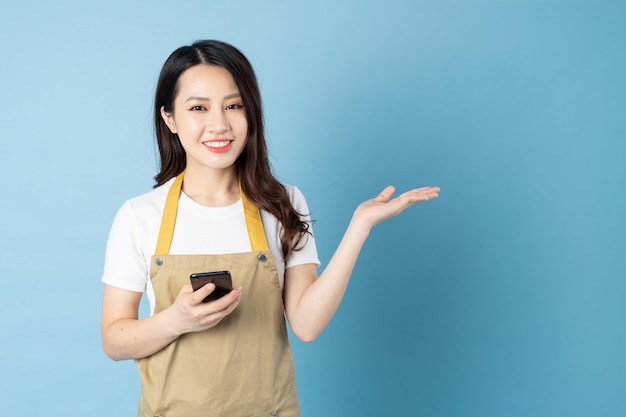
[101,39,439,417]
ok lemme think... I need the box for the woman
[101,39,439,417]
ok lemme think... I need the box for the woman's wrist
[346,213,372,242]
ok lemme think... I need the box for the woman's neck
[181,165,240,207]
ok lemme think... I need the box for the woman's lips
[203,139,233,153]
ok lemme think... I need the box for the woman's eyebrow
[184,93,241,103]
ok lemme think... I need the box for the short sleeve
[101,200,149,293]
[285,186,320,269]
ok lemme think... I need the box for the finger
[409,186,441,196]
[221,289,242,315]
[205,286,242,313]
[406,186,440,194]
[397,189,439,205]
[420,186,440,200]
[201,293,242,329]
[191,282,216,304]
[420,187,440,199]
[375,185,396,202]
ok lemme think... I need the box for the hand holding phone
[190,271,233,303]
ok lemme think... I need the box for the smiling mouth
[203,140,233,148]
[203,140,233,153]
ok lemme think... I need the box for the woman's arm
[101,282,242,360]
[283,185,440,343]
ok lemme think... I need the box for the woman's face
[161,64,248,174]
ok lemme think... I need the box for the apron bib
[135,174,300,417]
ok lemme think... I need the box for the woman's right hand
[101,283,242,361]
[167,283,242,336]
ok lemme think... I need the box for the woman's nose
[207,109,228,133]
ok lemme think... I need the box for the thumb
[375,185,396,202]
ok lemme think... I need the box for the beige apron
[136,174,300,417]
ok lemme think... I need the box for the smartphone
[190,270,233,303]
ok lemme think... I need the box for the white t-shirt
[101,178,320,314]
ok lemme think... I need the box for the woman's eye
[226,103,244,110]
[190,105,206,111]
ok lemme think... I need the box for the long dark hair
[154,39,309,258]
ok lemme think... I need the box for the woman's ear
[161,106,177,134]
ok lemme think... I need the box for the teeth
[204,141,231,148]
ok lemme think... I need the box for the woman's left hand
[283,184,440,342]
[353,185,440,230]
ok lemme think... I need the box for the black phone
[189,270,233,303]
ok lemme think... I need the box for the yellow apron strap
[154,173,184,255]
[154,172,269,255]
[241,188,269,252]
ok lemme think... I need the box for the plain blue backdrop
[1,1,624,416]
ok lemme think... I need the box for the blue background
[1,1,624,416]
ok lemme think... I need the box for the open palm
[354,185,440,229]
